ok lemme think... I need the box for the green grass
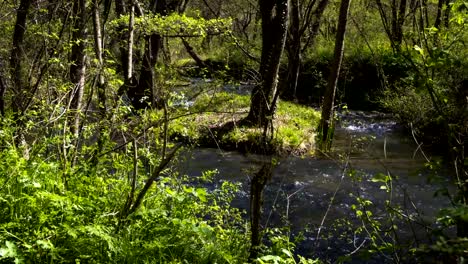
[167,89,320,155]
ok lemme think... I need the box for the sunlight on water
[178,111,455,262]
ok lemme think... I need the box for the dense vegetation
[0,0,466,263]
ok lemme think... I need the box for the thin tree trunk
[69,0,87,137]
[127,3,135,81]
[283,0,329,100]
[375,0,406,51]
[90,0,108,168]
[319,0,352,150]
[375,0,395,50]
[302,0,329,52]
[115,0,129,82]
[10,0,33,113]
[396,0,407,45]
[245,0,289,128]
[434,0,444,28]
[133,33,162,109]
[0,67,6,116]
[181,38,207,69]
[93,0,106,114]
[285,49,301,100]
[443,0,451,27]
[391,0,398,43]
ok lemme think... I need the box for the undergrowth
[0,97,320,263]
[0,123,249,263]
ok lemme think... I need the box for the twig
[315,159,349,248]
[410,123,429,162]
[286,186,304,220]
[127,143,183,216]
[347,234,367,256]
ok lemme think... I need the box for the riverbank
[167,82,321,155]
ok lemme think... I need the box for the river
[177,111,455,262]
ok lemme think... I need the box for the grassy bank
[166,86,321,155]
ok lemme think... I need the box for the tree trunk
[115,0,129,84]
[375,0,407,51]
[249,162,273,260]
[133,33,162,109]
[69,0,87,136]
[284,0,301,100]
[395,0,407,45]
[127,3,135,81]
[92,0,106,114]
[318,0,351,151]
[303,0,329,51]
[245,0,289,128]
[10,0,32,113]
[443,0,451,28]
[435,0,451,29]
[285,48,301,100]
[0,66,6,116]
[131,0,184,109]
[181,38,207,69]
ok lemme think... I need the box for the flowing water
[177,111,455,262]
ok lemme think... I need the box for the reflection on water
[177,111,454,262]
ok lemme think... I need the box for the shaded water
[178,111,454,262]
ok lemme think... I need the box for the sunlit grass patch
[274,100,320,154]
[167,89,320,154]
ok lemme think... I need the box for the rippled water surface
[177,111,454,262]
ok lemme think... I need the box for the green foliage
[110,12,232,38]
[0,115,249,263]
[255,229,321,264]
[346,169,419,261]
[380,0,468,144]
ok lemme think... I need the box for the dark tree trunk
[130,0,183,109]
[375,0,407,51]
[434,0,444,28]
[319,0,351,150]
[284,0,301,100]
[10,0,32,113]
[304,0,329,51]
[181,38,207,69]
[443,0,451,27]
[69,0,87,136]
[133,33,163,109]
[249,163,273,260]
[395,0,407,45]
[245,0,289,127]
[285,48,301,100]
[115,0,129,83]
[283,0,329,100]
